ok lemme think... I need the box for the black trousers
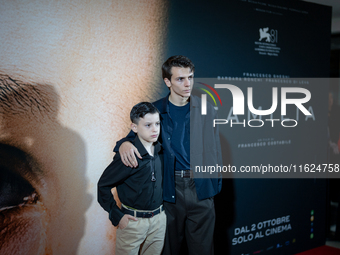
[162,176,215,255]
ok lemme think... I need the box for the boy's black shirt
[97,136,163,226]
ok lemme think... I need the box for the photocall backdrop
[0,0,331,255]
[166,0,331,254]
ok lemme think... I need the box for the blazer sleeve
[213,108,223,193]
[113,129,136,152]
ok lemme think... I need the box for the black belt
[121,204,163,218]
[175,170,192,178]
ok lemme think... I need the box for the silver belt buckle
[181,170,184,178]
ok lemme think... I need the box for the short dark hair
[162,55,195,81]
[130,102,160,124]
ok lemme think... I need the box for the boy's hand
[118,214,138,229]
[119,141,142,168]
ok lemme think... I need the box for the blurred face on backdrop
[0,0,166,254]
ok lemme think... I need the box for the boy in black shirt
[97,102,165,255]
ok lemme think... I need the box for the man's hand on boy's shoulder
[118,214,138,229]
[119,141,142,168]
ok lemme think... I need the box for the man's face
[132,113,160,144]
[164,67,194,99]
[0,1,165,254]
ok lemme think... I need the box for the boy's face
[164,67,194,98]
[132,113,160,144]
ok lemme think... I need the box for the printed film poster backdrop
[166,0,331,254]
[0,1,167,255]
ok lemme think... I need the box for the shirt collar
[132,135,162,157]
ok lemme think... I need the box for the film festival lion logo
[259,27,278,43]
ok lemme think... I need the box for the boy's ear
[164,78,171,89]
[131,123,138,133]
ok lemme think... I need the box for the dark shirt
[98,136,163,226]
[114,94,222,203]
[168,101,190,170]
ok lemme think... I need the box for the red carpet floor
[295,245,340,255]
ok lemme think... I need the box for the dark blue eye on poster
[165,0,331,254]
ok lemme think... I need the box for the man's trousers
[162,176,215,255]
